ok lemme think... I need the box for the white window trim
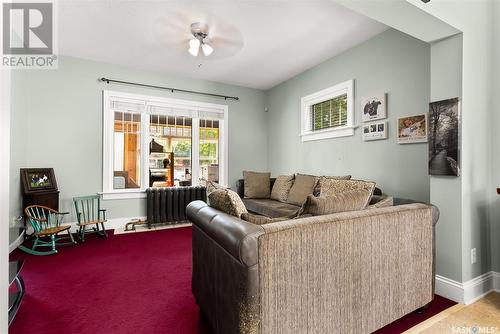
[101,90,229,200]
[300,79,355,142]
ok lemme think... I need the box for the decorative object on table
[428,97,460,176]
[397,114,428,144]
[362,93,386,122]
[9,261,25,326]
[73,195,108,242]
[20,168,57,193]
[362,121,387,141]
[19,205,76,256]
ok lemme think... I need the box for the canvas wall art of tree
[428,97,460,176]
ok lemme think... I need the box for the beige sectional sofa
[235,177,384,218]
[187,200,439,334]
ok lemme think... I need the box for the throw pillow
[367,196,394,209]
[319,179,376,200]
[205,180,226,195]
[270,174,295,202]
[243,171,271,198]
[208,189,248,218]
[313,175,352,196]
[240,212,288,225]
[286,174,317,206]
[300,189,372,216]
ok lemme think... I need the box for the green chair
[73,195,108,242]
[19,205,76,256]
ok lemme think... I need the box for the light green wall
[266,29,430,202]
[10,56,268,229]
[430,34,463,281]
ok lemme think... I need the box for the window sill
[99,190,146,200]
[301,126,355,142]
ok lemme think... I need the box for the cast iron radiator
[146,186,207,228]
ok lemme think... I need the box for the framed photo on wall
[362,121,387,141]
[428,98,460,176]
[20,168,58,194]
[397,114,428,144]
[362,93,386,122]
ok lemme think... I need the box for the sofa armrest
[187,201,264,266]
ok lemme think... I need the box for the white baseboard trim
[65,216,147,233]
[435,271,500,304]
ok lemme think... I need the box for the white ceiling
[58,1,388,90]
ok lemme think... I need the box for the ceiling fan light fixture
[201,43,213,56]
[188,45,199,56]
[189,38,200,49]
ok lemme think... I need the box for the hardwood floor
[405,292,500,333]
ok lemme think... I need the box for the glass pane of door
[113,112,141,189]
[149,114,192,187]
[199,119,220,184]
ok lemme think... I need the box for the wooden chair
[73,195,107,242]
[19,205,76,256]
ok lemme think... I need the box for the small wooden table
[9,261,25,326]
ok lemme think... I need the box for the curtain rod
[99,77,239,101]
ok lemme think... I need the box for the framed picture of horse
[20,168,58,194]
[362,93,387,122]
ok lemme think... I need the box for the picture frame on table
[20,168,58,194]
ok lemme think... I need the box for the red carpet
[10,227,455,334]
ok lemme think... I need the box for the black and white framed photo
[362,121,387,141]
[362,93,386,122]
[428,97,460,176]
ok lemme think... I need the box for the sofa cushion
[205,180,226,195]
[299,189,371,216]
[240,212,288,225]
[319,179,376,200]
[368,195,394,209]
[242,198,301,218]
[208,189,248,218]
[270,175,295,202]
[286,174,317,206]
[243,171,271,198]
[313,175,352,196]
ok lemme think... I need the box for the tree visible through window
[312,94,348,131]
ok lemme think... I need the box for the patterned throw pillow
[313,175,352,196]
[205,180,226,195]
[270,175,295,202]
[319,179,376,199]
[208,189,248,218]
[299,189,372,216]
[240,212,288,225]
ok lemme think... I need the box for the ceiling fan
[152,14,244,60]
[189,22,213,57]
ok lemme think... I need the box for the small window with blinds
[311,94,348,131]
[301,79,354,142]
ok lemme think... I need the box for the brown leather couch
[187,200,439,334]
